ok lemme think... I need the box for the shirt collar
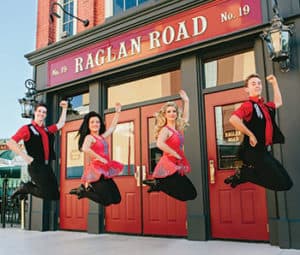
[32,120,45,129]
[249,96,265,104]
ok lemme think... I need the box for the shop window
[215,104,244,170]
[56,0,77,40]
[148,117,162,174]
[66,130,83,178]
[105,0,150,18]
[107,70,181,108]
[112,122,135,175]
[67,92,89,116]
[204,50,255,88]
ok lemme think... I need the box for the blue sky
[0,1,37,138]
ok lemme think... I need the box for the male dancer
[224,74,293,191]
[7,100,68,200]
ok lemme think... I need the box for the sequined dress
[81,135,123,183]
[152,126,191,178]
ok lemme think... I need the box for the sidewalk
[1,228,300,255]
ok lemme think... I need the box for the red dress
[81,135,124,183]
[152,126,191,178]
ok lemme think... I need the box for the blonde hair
[154,101,188,139]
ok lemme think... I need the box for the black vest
[24,124,56,163]
[243,101,284,147]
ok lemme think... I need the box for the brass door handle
[209,159,215,184]
[141,165,146,186]
[134,166,141,187]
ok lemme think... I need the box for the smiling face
[164,106,178,122]
[34,106,47,123]
[245,77,263,97]
[88,116,101,134]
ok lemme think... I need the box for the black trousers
[25,160,60,200]
[239,145,293,191]
[156,172,197,201]
[81,176,121,206]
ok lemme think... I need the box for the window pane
[114,0,124,15]
[204,51,256,88]
[66,131,83,178]
[215,104,244,170]
[108,70,181,108]
[112,122,135,175]
[148,117,162,174]
[125,0,136,10]
[68,92,89,116]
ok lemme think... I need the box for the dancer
[7,100,68,200]
[69,103,123,206]
[143,90,197,201]
[224,74,293,191]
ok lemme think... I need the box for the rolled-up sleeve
[11,125,30,143]
[232,101,253,122]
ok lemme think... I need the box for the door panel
[141,102,187,236]
[105,109,142,233]
[105,103,187,236]
[60,120,88,230]
[205,88,269,241]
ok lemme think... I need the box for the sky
[0,1,37,139]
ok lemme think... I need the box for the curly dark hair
[77,111,106,150]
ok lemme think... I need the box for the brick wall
[36,0,106,50]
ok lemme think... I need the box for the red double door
[60,102,187,236]
[205,88,269,241]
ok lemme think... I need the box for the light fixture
[50,1,89,27]
[261,0,293,72]
[18,79,38,118]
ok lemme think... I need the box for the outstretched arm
[179,90,189,123]
[102,103,121,138]
[266,74,282,108]
[229,115,257,147]
[56,100,68,130]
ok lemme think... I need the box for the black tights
[25,161,59,200]
[81,176,121,206]
[156,172,197,201]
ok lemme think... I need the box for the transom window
[204,50,256,88]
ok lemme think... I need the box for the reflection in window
[204,51,256,88]
[112,122,135,175]
[67,92,89,116]
[108,70,181,108]
[66,131,83,178]
[215,104,244,169]
[113,0,150,16]
[148,117,162,174]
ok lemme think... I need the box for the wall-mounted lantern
[18,79,38,118]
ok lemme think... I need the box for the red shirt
[233,97,275,145]
[11,121,58,160]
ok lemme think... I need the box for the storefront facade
[25,0,300,249]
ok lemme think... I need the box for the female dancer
[143,90,197,201]
[224,74,293,191]
[69,103,123,206]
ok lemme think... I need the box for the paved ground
[1,228,300,255]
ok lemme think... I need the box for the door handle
[209,159,215,184]
[141,165,146,186]
[134,166,141,187]
[135,166,140,187]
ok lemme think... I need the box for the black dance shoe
[224,169,242,188]
[11,181,28,200]
[143,179,160,193]
[69,184,86,199]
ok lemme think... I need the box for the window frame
[56,0,78,41]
